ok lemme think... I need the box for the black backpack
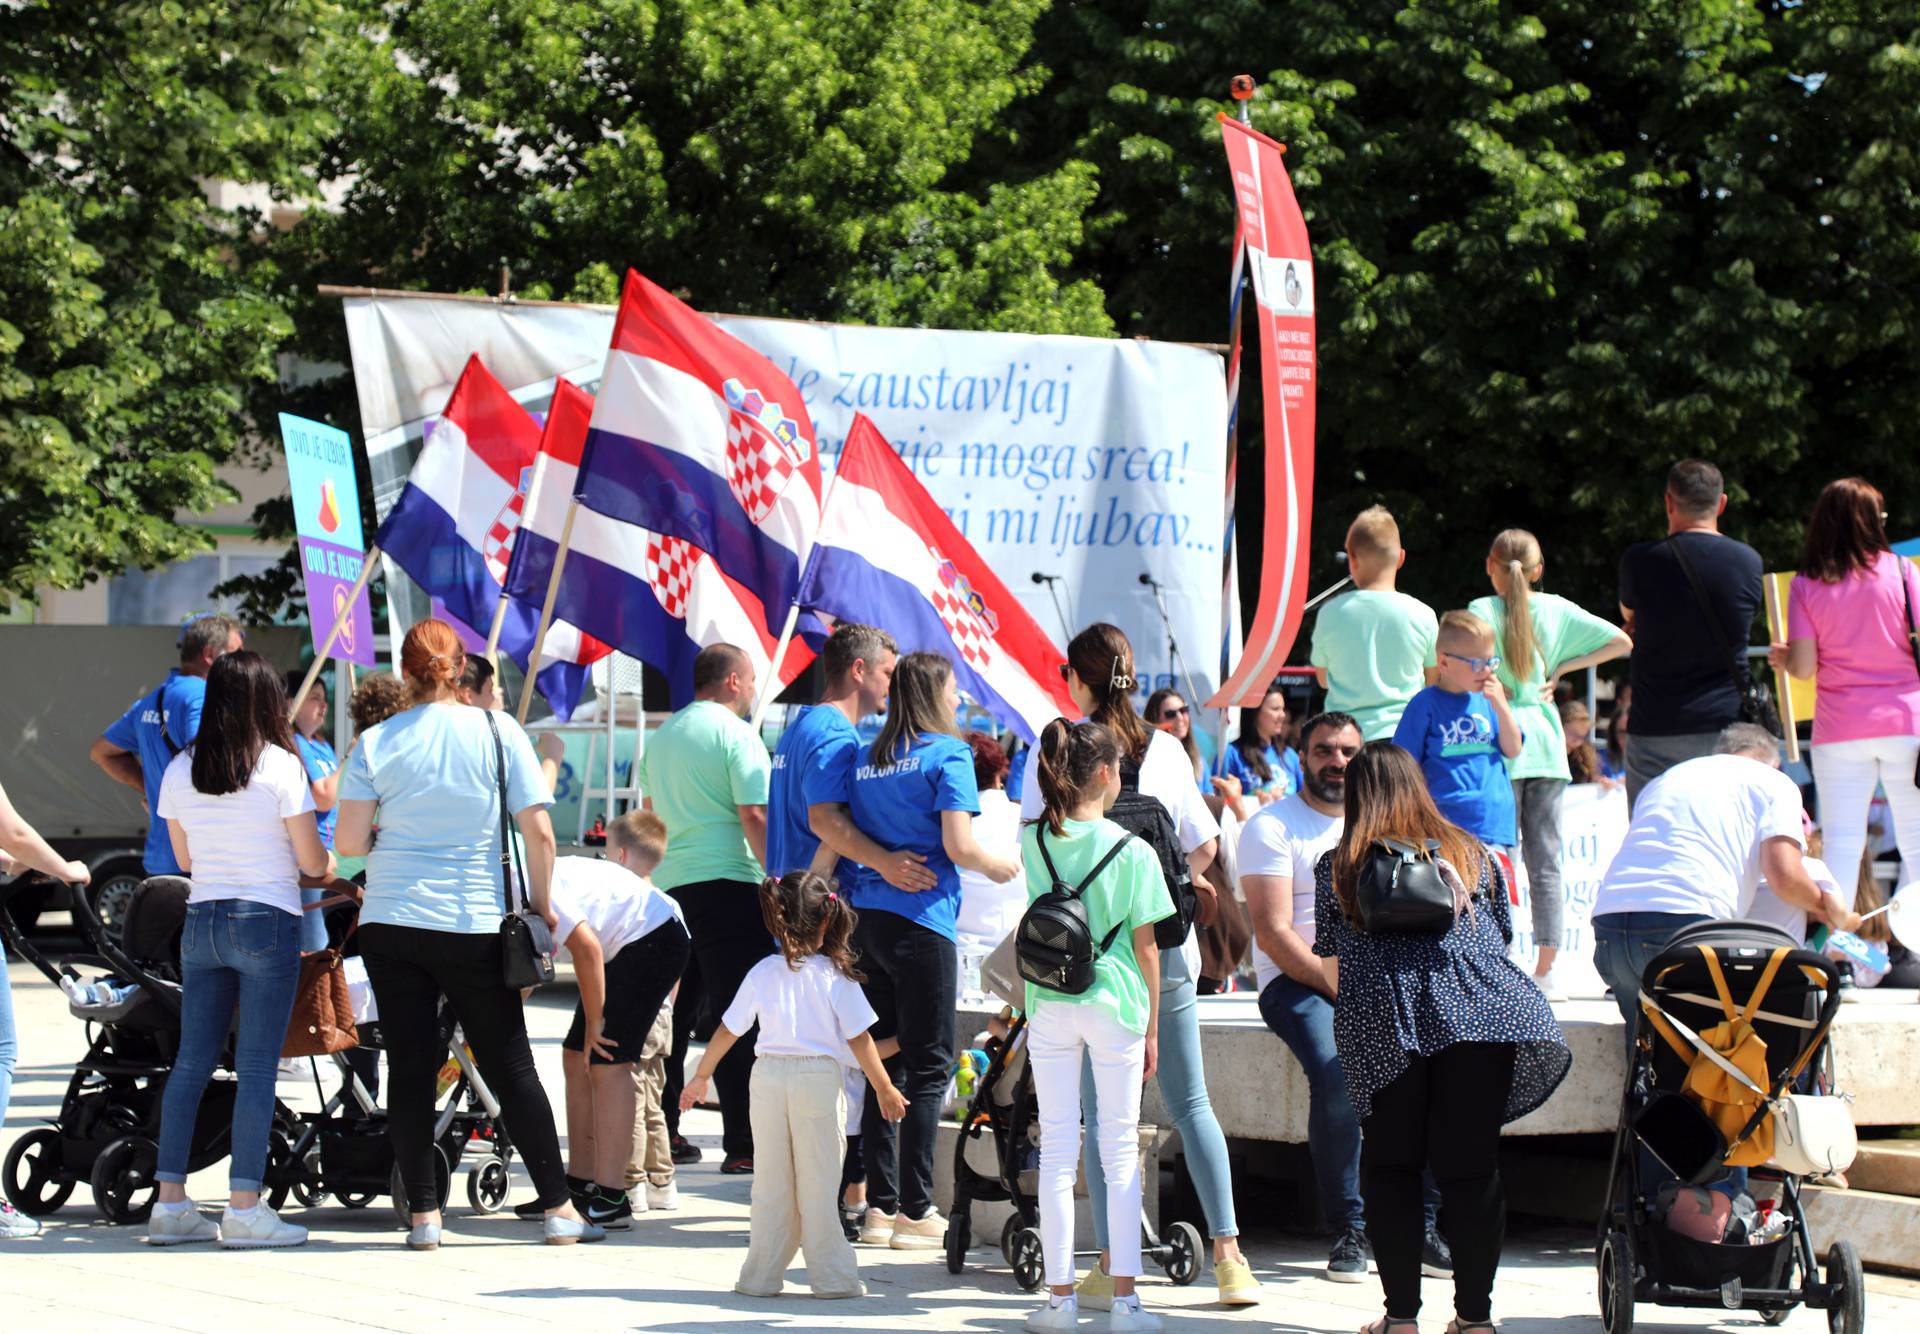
[1108,757,1196,950]
[1015,825,1136,995]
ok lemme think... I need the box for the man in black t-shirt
[1617,460,1764,809]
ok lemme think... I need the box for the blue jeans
[156,899,300,1192]
[296,885,329,953]
[1082,950,1238,1244]
[1591,910,1746,1196]
[1259,973,1439,1232]
[0,946,16,1130]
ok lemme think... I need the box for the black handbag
[1899,560,1920,787]
[485,711,555,990]
[1667,535,1782,737]
[1352,838,1458,933]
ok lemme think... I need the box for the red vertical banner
[1208,113,1317,709]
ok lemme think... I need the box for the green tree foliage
[0,1,343,610]
[1009,1,1920,618]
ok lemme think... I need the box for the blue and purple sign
[280,413,375,666]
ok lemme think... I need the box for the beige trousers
[735,1055,861,1296]
[627,1003,675,1187]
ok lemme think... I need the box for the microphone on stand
[1138,573,1160,588]
[1031,570,1072,642]
[1139,571,1201,714]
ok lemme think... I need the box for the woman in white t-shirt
[953,731,1025,982]
[683,872,907,1299]
[147,651,332,1250]
[1017,624,1258,1306]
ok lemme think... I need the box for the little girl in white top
[683,872,908,1298]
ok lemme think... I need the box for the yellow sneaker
[1213,1255,1261,1305]
[1074,1261,1115,1312]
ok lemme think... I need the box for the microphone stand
[1033,574,1073,644]
[1142,576,1203,720]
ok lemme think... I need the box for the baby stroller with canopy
[1,875,293,1223]
[942,1010,1201,1292]
[1598,919,1864,1334]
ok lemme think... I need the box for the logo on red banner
[722,378,808,523]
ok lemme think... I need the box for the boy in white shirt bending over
[547,811,693,1229]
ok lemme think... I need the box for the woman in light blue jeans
[0,778,95,1239]
[148,651,332,1248]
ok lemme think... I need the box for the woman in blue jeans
[147,652,333,1248]
[0,780,94,1238]
[1019,624,1256,1305]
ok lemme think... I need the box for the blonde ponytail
[1489,530,1543,677]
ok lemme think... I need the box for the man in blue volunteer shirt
[766,621,937,892]
[90,614,243,876]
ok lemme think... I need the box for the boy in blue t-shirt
[1392,610,1524,847]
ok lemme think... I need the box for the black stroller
[1598,919,1864,1334]
[943,1011,1202,1291]
[0,875,294,1223]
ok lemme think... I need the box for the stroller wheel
[91,1135,158,1225]
[466,1156,511,1214]
[944,1208,970,1275]
[1010,1225,1046,1293]
[1163,1220,1203,1286]
[1598,1229,1635,1334]
[264,1129,300,1211]
[390,1145,451,1229]
[334,1187,378,1209]
[1001,1212,1026,1266]
[4,1127,76,1215]
[1761,1311,1791,1326]
[1825,1241,1864,1334]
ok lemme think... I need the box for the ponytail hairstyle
[400,618,466,705]
[1488,529,1544,678]
[1065,623,1150,764]
[760,871,863,980]
[870,651,957,765]
[1032,718,1121,836]
[191,651,300,797]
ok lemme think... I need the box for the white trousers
[1028,1002,1146,1285]
[738,1055,860,1295]
[1811,734,1920,901]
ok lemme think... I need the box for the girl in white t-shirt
[682,872,907,1298]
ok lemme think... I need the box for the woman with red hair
[1771,477,1920,898]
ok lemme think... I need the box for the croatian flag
[504,379,814,705]
[797,415,1076,741]
[575,269,823,638]
[374,355,601,719]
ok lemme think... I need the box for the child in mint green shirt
[1310,505,1439,740]
[1019,719,1172,1328]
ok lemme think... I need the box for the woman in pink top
[1770,477,1920,895]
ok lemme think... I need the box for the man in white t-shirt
[548,812,693,1230]
[1592,724,1862,1026]
[1242,712,1447,1281]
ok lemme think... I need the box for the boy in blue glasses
[1392,611,1523,852]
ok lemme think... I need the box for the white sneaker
[1026,1295,1080,1332]
[0,1201,42,1239]
[646,1181,679,1211]
[888,1206,946,1250]
[1108,1296,1163,1333]
[146,1201,219,1246]
[858,1207,897,1245]
[1535,966,1567,1002]
[219,1203,308,1249]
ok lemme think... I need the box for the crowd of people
[0,457,1909,1334]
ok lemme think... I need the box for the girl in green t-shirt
[1020,719,1173,1334]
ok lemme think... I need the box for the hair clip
[1108,656,1135,692]
[825,891,838,902]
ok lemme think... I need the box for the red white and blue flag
[375,355,604,719]
[797,415,1076,741]
[503,379,813,706]
[576,269,824,638]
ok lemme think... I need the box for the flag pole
[516,501,580,726]
[482,592,511,672]
[750,451,849,731]
[289,544,381,722]
[1215,74,1257,763]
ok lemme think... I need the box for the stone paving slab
[5,951,1918,1332]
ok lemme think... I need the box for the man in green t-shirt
[639,643,772,1174]
[1310,506,1439,740]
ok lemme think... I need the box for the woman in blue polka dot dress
[1313,741,1569,1334]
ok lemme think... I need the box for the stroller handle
[67,874,185,1021]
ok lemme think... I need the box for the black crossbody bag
[1667,536,1782,737]
[486,711,555,989]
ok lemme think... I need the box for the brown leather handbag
[282,883,361,1059]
